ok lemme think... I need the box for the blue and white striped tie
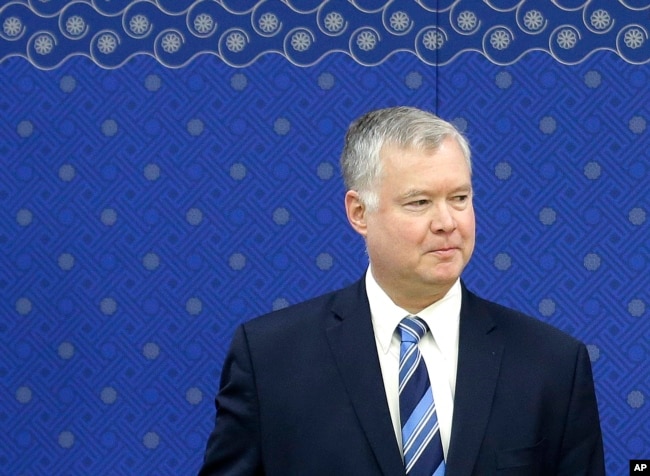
[398,316,445,476]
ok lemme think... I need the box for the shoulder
[462,284,583,349]
[227,278,367,368]
[242,278,365,335]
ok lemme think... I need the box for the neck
[373,275,454,315]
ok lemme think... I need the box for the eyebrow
[399,184,472,200]
[452,184,473,194]
[400,189,427,200]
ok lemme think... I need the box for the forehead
[379,139,469,173]
[376,141,470,194]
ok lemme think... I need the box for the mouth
[428,247,459,258]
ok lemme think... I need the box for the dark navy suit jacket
[199,278,605,475]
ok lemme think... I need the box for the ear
[344,190,368,238]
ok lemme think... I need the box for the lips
[434,248,458,255]
[429,244,460,252]
[428,247,459,258]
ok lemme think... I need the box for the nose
[430,202,456,233]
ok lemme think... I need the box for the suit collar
[326,278,406,476]
[446,283,503,476]
[325,279,504,476]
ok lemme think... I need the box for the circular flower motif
[523,10,544,31]
[356,30,377,51]
[161,32,181,53]
[540,116,557,134]
[323,12,344,33]
[490,29,511,50]
[629,208,647,228]
[389,11,410,32]
[629,115,646,134]
[258,13,279,34]
[590,9,610,30]
[584,70,601,88]
[129,14,149,35]
[291,31,311,51]
[422,29,444,50]
[457,11,477,31]
[3,16,22,37]
[194,13,214,34]
[495,71,512,89]
[405,71,422,90]
[97,33,117,54]
[556,28,577,49]
[34,34,54,55]
[226,32,246,52]
[624,28,645,49]
[65,15,85,36]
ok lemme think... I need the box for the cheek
[410,222,433,242]
[460,216,476,254]
[465,234,476,257]
[458,209,476,235]
[367,211,432,247]
[368,221,417,252]
[460,217,475,236]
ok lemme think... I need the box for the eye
[406,199,430,208]
[450,194,471,208]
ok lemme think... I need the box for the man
[199,106,605,475]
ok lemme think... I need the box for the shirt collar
[366,265,462,354]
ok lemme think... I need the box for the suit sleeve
[557,343,605,476]
[198,325,264,476]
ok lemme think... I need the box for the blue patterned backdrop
[1,1,649,475]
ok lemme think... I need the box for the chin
[420,273,460,287]
[422,262,462,279]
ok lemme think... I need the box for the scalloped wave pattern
[1,0,650,69]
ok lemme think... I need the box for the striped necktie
[398,316,445,476]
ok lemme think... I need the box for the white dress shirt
[365,266,461,459]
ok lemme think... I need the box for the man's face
[345,137,475,310]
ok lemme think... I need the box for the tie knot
[398,316,428,343]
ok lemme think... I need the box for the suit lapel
[325,279,405,476]
[446,285,504,476]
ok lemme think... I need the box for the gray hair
[340,106,472,210]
